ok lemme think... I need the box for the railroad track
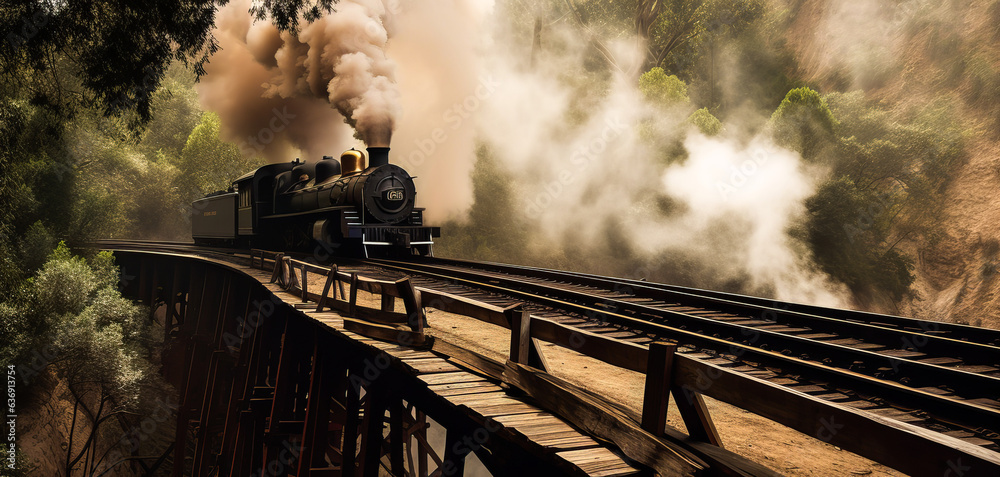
[91,241,1000,451]
[362,256,1000,452]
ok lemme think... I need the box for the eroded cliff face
[898,138,1000,330]
[781,0,1000,329]
[19,369,175,476]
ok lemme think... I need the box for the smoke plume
[198,0,400,159]
[386,1,848,305]
[197,0,849,305]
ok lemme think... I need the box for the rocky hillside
[782,0,1000,329]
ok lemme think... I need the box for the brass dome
[340,148,366,175]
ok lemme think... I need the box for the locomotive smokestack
[367,147,390,168]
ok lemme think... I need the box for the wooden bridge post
[316,264,340,312]
[138,257,150,305]
[349,273,360,317]
[297,336,335,476]
[506,307,548,371]
[219,293,266,470]
[218,289,266,475]
[397,277,424,333]
[165,262,186,337]
[673,385,723,447]
[416,411,430,477]
[357,382,390,477]
[269,253,285,284]
[641,341,723,445]
[442,426,471,476]
[192,273,239,474]
[508,307,531,365]
[388,398,405,476]
[641,342,676,436]
[342,381,361,476]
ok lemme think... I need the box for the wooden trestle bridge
[106,247,1000,477]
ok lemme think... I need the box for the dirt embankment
[783,0,1000,330]
[18,369,172,476]
[898,138,1000,330]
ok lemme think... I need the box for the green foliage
[0,303,31,367]
[640,67,690,105]
[800,178,913,300]
[252,0,339,32]
[18,221,56,273]
[687,107,723,135]
[0,242,155,408]
[788,91,967,301]
[770,87,838,161]
[139,63,204,159]
[0,243,169,473]
[437,145,528,262]
[33,241,97,317]
[0,0,221,129]
[179,111,263,198]
[687,6,804,113]
[0,445,36,476]
[638,0,765,71]
[90,250,120,291]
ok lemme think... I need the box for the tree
[639,67,690,105]
[561,0,765,73]
[437,145,528,262]
[2,0,340,131]
[178,111,264,199]
[769,87,838,161]
[0,243,169,476]
[800,177,913,301]
[1,0,220,129]
[789,91,967,303]
[688,107,722,135]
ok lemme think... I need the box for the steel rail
[365,258,1000,435]
[422,256,1000,346]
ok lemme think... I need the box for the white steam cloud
[656,135,845,305]
[198,0,400,159]
[197,0,849,305]
[399,2,847,305]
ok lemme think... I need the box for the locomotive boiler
[191,147,439,256]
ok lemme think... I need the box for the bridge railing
[247,250,1000,476]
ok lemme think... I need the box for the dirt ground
[326,273,906,477]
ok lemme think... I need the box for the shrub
[688,107,723,135]
[640,67,690,106]
[769,87,838,161]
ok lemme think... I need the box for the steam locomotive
[191,147,439,256]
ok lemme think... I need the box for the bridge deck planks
[296,287,639,476]
[243,261,646,476]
